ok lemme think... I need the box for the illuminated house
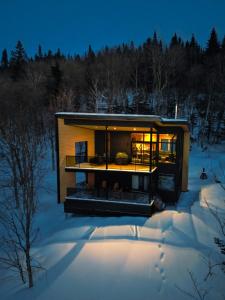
[55,113,190,216]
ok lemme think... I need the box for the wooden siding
[58,118,95,202]
[181,131,190,191]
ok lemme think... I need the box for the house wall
[110,132,131,158]
[57,118,95,202]
[181,131,190,191]
[95,131,105,155]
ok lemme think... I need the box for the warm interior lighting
[133,128,136,131]
[113,127,117,130]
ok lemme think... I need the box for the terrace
[65,155,157,173]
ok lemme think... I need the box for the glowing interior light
[113,127,117,130]
[133,128,136,131]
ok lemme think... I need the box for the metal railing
[65,155,157,172]
[66,187,151,204]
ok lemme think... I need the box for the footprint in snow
[160,252,165,262]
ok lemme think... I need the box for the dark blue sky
[0,0,225,57]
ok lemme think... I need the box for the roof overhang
[55,112,189,132]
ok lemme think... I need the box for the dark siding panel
[95,131,105,155]
[110,132,131,158]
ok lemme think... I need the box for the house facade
[55,113,190,216]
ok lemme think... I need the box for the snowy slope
[1,143,225,300]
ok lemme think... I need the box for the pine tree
[55,48,64,59]
[221,36,225,53]
[10,40,27,80]
[1,49,8,70]
[152,31,159,47]
[206,28,220,56]
[47,49,53,60]
[170,33,179,48]
[186,34,201,65]
[50,61,63,97]
[87,45,95,63]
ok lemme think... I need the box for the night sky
[0,0,225,57]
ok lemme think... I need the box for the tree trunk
[50,135,55,171]
[19,264,26,284]
[26,250,33,288]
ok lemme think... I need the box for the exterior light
[133,128,136,131]
[113,127,117,130]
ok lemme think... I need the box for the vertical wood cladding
[58,119,95,201]
[181,131,190,191]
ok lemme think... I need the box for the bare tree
[151,43,168,114]
[176,270,208,300]
[0,111,46,287]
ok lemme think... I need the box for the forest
[0,28,225,142]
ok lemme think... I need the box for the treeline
[0,28,225,142]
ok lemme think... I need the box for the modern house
[55,113,190,216]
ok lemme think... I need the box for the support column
[105,125,108,169]
[149,128,153,202]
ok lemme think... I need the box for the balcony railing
[65,155,157,172]
[66,187,151,204]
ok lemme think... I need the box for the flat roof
[55,112,189,131]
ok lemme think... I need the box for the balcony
[67,187,151,203]
[65,186,154,216]
[65,155,157,173]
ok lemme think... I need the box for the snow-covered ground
[1,143,225,300]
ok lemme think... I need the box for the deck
[65,162,157,173]
[64,197,154,216]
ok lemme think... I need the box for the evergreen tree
[152,31,159,47]
[38,45,43,58]
[50,61,63,97]
[170,33,179,48]
[87,45,95,63]
[206,28,220,56]
[221,36,225,53]
[186,34,201,65]
[1,49,8,70]
[47,49,53,60]
[10,40,27,80]
[55,48,64,59]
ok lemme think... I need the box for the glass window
[158,174,175,191]
[75,172,87,188]
[159,134,177,163]
[131,132,157,165]
[75,141,87,163]
[132,175,139,190]
[132,175,149,191]
[161,139,169,151]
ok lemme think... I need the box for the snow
[1,143,225,300]
[55,112,188,126]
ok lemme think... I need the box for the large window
[158,134,176,163]
[75,172,87,188]
[158,174,175,191]
[131,133,156,165]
